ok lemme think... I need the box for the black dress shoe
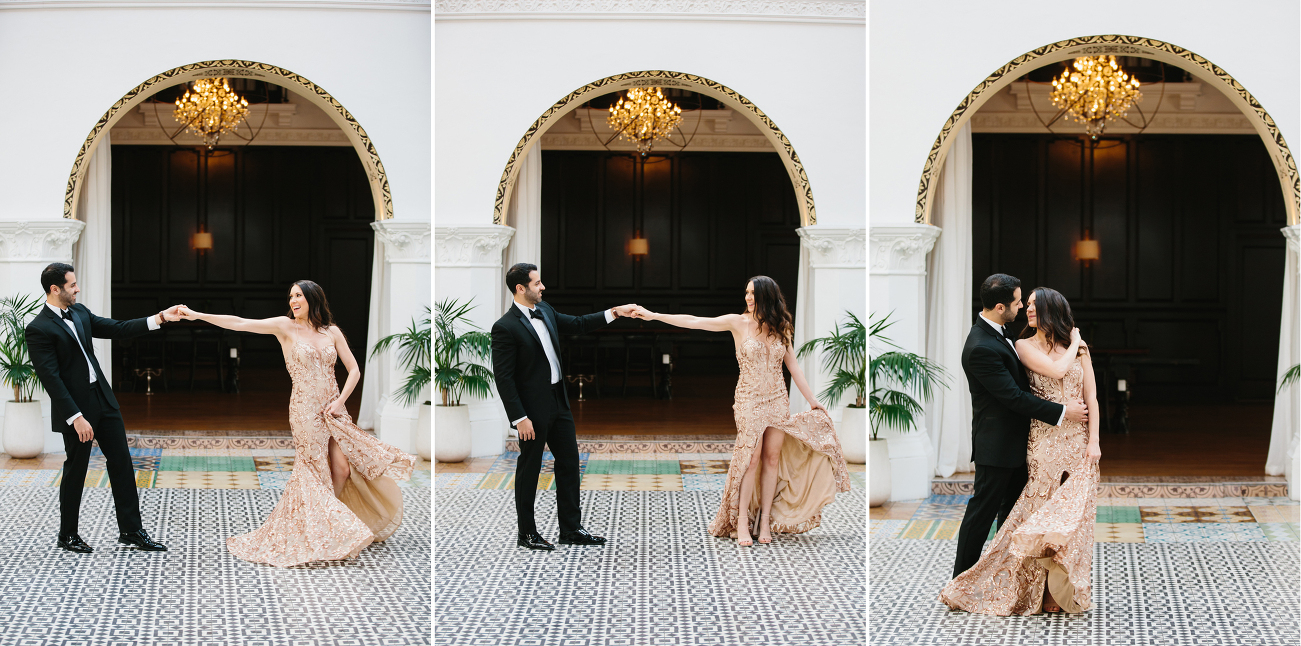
[118,529,167,551]
[57,534,93,554]
[558,527,606,546]
[517,531,555,551]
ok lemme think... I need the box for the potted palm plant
[372,306,432,460]
[798,311,867,463]
[0,294,46,458]
[868,313,947,506]
[427,298,493,463]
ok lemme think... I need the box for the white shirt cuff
[146,314,161,331]
[66,412,82,425]
[512,416,527,427]
[1056,409,1065,427]
[604,309,615,323]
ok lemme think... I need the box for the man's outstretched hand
[612,304,640,318]
[161,305,187,322]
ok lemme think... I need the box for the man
[26,263,183,553]
[491,263,638,551]
[951,273,1088,577]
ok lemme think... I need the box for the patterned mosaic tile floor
[434,439,867,646]
[870,489,1301,645]
[0,435,432,646]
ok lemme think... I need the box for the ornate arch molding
[65,59,393,221]
[915,35,1299,226]
[495,70,816,226]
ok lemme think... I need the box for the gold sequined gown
[227,333,416,567]
[939,356,1097,614]
[707,335,851,538]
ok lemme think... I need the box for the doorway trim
[914,34,1299,226]
[65,59,393,221]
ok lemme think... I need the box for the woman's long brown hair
[288,280,339,333]
[745,275,794,347]
[1018,286,1081,355]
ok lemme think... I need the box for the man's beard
[526,288,542,304]
[57,291,75,308]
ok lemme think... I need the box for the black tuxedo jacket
[960,319,1065,468]
[26,304,153,432]
[491,301,610,428]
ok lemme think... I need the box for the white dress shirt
[978,312,1064,427]
[511,301,614,426]
[49,303,160,424]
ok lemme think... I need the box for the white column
[370,219,431,454]
[794,226,867,424]
[434,225,514,458]
[869,223,941,501]
[0,219,86,453]
[1271,225,1300,500]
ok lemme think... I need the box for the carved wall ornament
[371,220,431,263]
[797,227,865,267]
[492,70,817,228]
[0,220,87,262]
[434,226,515,267]
[914,35,1299,228]
[869,225,941,275]
[66,60,394,222]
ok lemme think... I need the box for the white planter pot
[3,401,45,459]
[433,404,471,463]
[869,438,891,507]
[840,406,867,464]
[415,403,432,461]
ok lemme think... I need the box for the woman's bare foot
[758,515,772,544]
[737,515,753,546]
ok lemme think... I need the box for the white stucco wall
[0,4,431,223]
[870,0,1301,226]
[435,16,865,229]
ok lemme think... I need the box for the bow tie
[60,309,73,322]
[528,308,544,321]
[1002,326,1015,341]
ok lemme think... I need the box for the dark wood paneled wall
[110,146,374,368]
[540,151,801,374]
[972,134,1287,403]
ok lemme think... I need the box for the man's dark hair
[41,262,75,295]
[979,273,1021,310]
[506,263,537,295]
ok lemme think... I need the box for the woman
[180,281,416,567]
[633,276,849,546]
[940,287,1100,614]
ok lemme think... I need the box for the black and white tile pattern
[869,536,1300,645]
[435,488,866,645]
[0,486,431,646]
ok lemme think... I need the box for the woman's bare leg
[758,427,785,543]
[327,437,351,498]
[735,443,763,545]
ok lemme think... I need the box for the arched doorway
[497,71,816,437]
[69,60,387,430]
[913,35,1298,227]
[921,36,1295,486]
[65,59,394,223]
[494,70,818,227]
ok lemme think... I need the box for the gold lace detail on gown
[227,329,416,567]
[939,357,1097,614]
[706,335,850,538]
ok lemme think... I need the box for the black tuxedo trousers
[59,387,139,535]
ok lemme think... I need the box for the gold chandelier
[606,87,683,155]
[173,78,250,149]
[1050,56,1142,138]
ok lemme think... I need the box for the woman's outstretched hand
[632,306,655,320]
[177,306,198,320]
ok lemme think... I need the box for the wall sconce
[1074,233,1099,266]
[192,231,213,253]
[628,231,649,258]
